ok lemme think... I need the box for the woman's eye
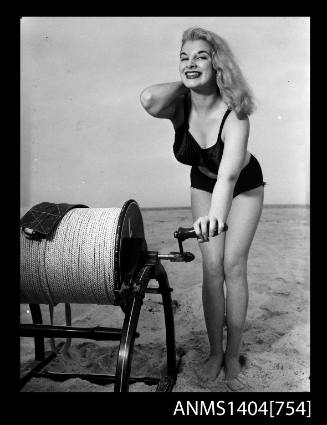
[180,56,207,62]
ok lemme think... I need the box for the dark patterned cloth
[20,202,88,239]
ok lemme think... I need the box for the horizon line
[141,204,310,211]
[20,203,310,212]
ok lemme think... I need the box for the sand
[20,206,310,392]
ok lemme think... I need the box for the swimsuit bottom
[190,154,265,197]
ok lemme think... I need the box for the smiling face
[179,39,217,91]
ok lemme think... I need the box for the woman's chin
[181,77,216,93]
[182,79,202,89]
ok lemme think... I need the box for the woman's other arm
[193,113,249,241]
[209,113,250,222]
[140,82,188,121]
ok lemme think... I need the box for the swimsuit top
[173,93,232,174]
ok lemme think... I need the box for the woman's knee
[224,255,247,283]
[202,256,225,282]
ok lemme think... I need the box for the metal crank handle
[174,224,228,242]
[158,251,195,262]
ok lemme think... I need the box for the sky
[20,16,310,209]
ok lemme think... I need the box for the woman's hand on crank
[193,215,226,243]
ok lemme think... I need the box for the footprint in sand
[260,242,298,284]
[275,277,288,283]
[271,291,290,296]
[259,306,288,319]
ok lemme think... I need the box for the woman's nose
[186,58,196,68]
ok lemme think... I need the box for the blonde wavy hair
[181,27,256,118]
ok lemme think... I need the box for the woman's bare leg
[223,186,264,381]
[191,187,226,382]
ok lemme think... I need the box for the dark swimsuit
[173,94,265,197]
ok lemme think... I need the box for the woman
[140,27,265,388]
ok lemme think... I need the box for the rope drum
[20,201,147,306]
[19,198,201,391]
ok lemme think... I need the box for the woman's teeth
[186,72,201,79]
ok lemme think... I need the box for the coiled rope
[20,207,122,306]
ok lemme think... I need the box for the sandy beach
[20,205,310,392]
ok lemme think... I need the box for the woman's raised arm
[140,81,188,120]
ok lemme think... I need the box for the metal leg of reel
[29,304,45,361]
[114,265,153,392]
[19,351,57,391]
[114,262,177,392]
[21,264,176,392]
[20,304,57,391]
[155,262,177,391]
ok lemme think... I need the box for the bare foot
[196,353,224,384]
[224,355,248,391]
[224,356,242,381]
[224,373,248,391]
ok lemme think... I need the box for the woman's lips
[185,71,201,79]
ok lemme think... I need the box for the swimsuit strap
[217,108,232,141]
[183,92,189,128]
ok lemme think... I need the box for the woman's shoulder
[222,109,250,140]
[225,109,250,128]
